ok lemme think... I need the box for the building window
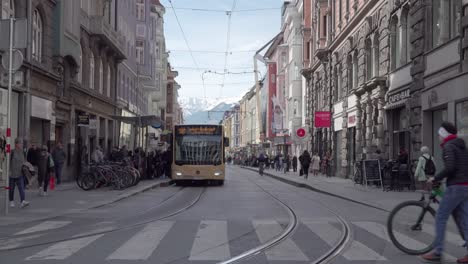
[99,59,103,94]
[322,15,327,37]
[107,67,111,97]
[136,40,144,64]
[365,38,373,80]
[433,0,460,47]
[78,48,83,83]
[373,34,380,77]
[352,50,358,89]
[1,0,14,18]
[347,55,352,92]
[338,0,342,23]
[32,9,43,62]
[136,0,145,21]
[390,16,401,70]
[306,41,311,61]
[89,52,95,90]
[336,65,342,99]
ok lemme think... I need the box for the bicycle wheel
[387,200,436,255]
[79,173,96,191]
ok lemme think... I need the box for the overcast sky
[161,0,283,100]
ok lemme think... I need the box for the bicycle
[353,161,363,185]
[259,162,265,176]
[387,183,465,255]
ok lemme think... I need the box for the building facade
[302,0,466,178]
[0,0,172,182]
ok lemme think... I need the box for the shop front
[0,88,19,181]
[385,88,411,161]
[30,96,55,149]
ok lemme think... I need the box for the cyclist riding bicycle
[421,122,468,263]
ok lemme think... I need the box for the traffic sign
[296,127,306,138]
[1,49,23,71]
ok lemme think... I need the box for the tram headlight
[214,172,223,176]
[176,172,183,176]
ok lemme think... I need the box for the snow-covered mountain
[179,97,240,125]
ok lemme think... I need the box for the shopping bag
[49,175,55,191]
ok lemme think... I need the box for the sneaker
[38,189,43,196]
[421,252,442,262]
[458,256,468,263]
[42,192,47,197]
[20,201,29,208]
[9,201,15,207]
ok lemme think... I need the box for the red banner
[267,62,277,138]
[314,111,331,128]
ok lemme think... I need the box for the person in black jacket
[292,155,298,173]
[422,122,468,262]
[299,150,312,179]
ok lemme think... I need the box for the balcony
[89,16,126,60]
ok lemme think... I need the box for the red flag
[49,176,55,191]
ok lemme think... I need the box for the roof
[151,0,163,7]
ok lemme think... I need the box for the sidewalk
[0,178,172,226]
[243,167,420,212]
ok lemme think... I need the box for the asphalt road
[0,166,465,263]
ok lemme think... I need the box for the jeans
[55,163,63,184]
[434,185,468,255]
[9,177,25,202]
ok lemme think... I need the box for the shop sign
[314,111,331,128]
[334,116,343,132]
[77,114,90,127]
[31,96,53,120]
[388,89,410,104]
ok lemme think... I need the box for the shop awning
[111,115,164,129]
[384,99,408,110]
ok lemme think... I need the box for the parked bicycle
[353,161,363,185]
[387,183,465,255]
[76,161,141,191]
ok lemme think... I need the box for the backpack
[423,156,436,175]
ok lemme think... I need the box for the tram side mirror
[223,137,229,148]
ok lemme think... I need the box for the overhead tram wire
[165,7,280,13]
[221,0,238,98]
[167,0,207,99]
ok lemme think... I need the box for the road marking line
[106,221,173,260]
[189,220,231,261]
[25,235,103,260]
[303,220,386,261]
[0,234,42,250]
[353,221,457,262]
[15,221,72,235]
[253,220,308,261]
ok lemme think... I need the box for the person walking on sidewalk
[421,122,468,263]
[52,142,66,185]
[37,146,54,197]
[311,152,321,176]
[414,146,436,191]
[300,150,312,179]
[292,155,298,173]
[9,138,29,208]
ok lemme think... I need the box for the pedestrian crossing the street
[1,219,465,263]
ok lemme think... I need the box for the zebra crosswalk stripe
[15,221,72,235]
[303,221,386,261]
[106,221,174,260]
[25,234,104,260]
[353,221,457,262]
[189,220,230,261]
[253,220,309,261]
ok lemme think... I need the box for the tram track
[0,187,206,252]
[219,169,352,264]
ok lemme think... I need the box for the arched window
[89,52,95,90]
[401,6,411,64]
[99,59,103,94]
[32,9,43,62]
[373,34,380,77]
[365,38,373,80]
[390,16,400,70]
[1,0,14,18]
[107,66,111,97]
